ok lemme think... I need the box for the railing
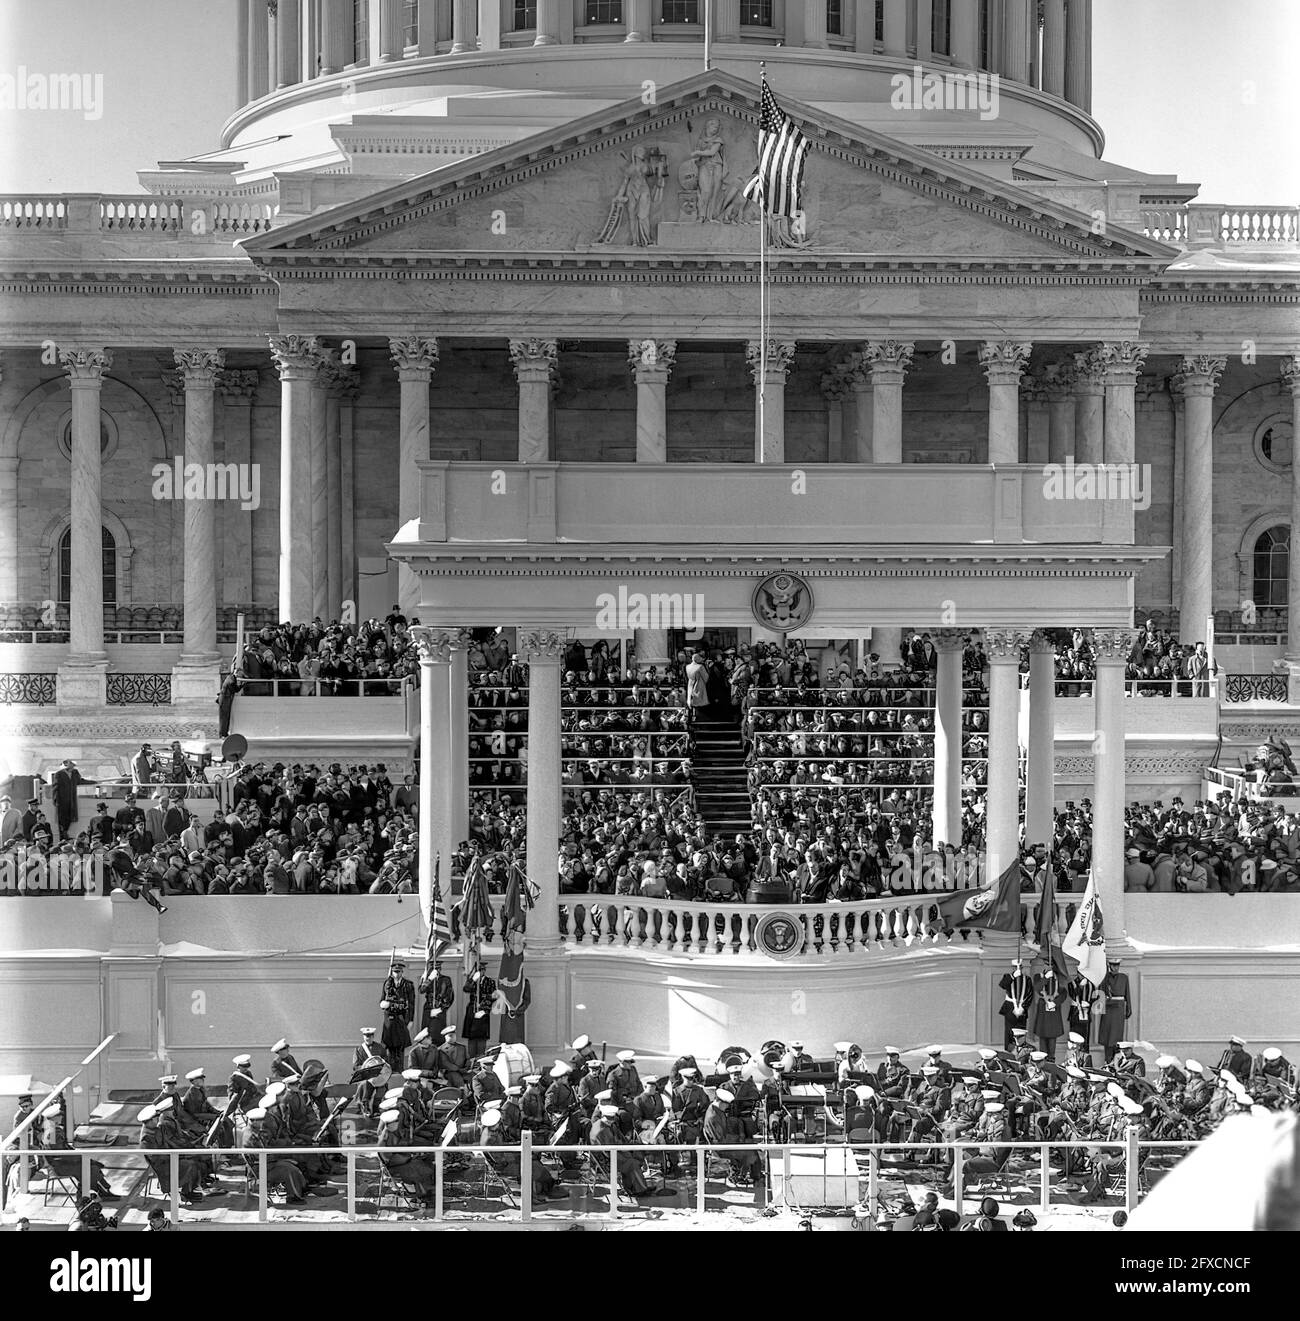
[0,672,57,704]
[1201,765,1300,809]
[1140,203,1300,248]
[1015,675,1220,699]
[0,1134,1165,1224]
[0,196,68,228]
[552,893,1079,957]
[106,672,172,705]
[1223,673,1289,703]
[234,676,414,697]
[0,194,276,238]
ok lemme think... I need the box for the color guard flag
[425,855,452,966]
[1062,873,1107,986]
[934,858,1022,932]
[742,78,811,218]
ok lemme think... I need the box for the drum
[493,1042,535,1089]
[718,1044,752,1069]
[300,1059,329,1098]
[760,1040,787,1066]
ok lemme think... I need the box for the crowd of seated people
[1,761,420,899]
[1025,624,1217,698]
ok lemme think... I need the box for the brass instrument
[312,1095,352,1144]
[201,1093,236,1148]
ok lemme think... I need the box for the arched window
[58,526,116,607]
[1252,525,1290,607]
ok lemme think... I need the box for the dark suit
[997,970,1032,1049]
[1097,970,1132,1061]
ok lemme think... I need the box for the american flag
[743,78,811,219]
[426,855,452,967]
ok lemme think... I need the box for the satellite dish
[221,734,247,761]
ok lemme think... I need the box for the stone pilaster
[510,339,557,463]
[1099,341,1150,466]
[979,341,1031,464]
[217,369,258,611]
[324,365,355,620]
[864,340,914,465]
[1072,348,1106,465]
[390,335,439,616]
[747,339,796,464]
[628,338,676,463]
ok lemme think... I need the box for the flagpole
[704,0,712,70]
[758,64,767,464]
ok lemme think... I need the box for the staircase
[691,707,752,837]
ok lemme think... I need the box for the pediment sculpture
[595,113,811,250]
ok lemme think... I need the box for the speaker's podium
[769,1146,858,1207]
[746,880,792,905]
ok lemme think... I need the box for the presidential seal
[754,912,806,961]
[752,572,814,634]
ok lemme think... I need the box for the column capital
[520,629,567,663]
[218,368,260,401]
[1281,355,1300,395]
[1091,629,1135,663]
[173,348,226,387]
[1072,347,1107,391]
[59,347,113,382]
[985,628,1031,659]
[1172,354,1226,396]
[409,626,459,664]
[820,364,853,402]
[269,334,322,378]
[510,338,558,383]
[978,340,1031,386]
[1027,629,1056,654]
[1041,361,1075,401]
[745,339,796,383]
[863,338,915,380]
[1098,340,1150,384]
[325,364,360,401]
[160,367,185,409]
[389,334,440,379]
[931,628,967,653]
[628,338,677,380]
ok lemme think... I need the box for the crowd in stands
[1021,623,1216,697]
[231,613,422,697]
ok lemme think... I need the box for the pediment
[245,72,1175,269]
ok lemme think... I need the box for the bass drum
[717,1044,752,1070]
[493,1043,535,1090]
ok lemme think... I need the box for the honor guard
[998,958,1032,1048]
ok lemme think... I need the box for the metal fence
[1,1132,1169,1226]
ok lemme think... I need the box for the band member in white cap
[243,1107,309,1204]
[1255,1046,1296,1087]
[1217,1035,1252,1083]
[607,1050,642,1113]
[376,1108,436,1206]
[566,1034,599,1078]
[703,1089,760,1187]
[1180,1060,1211,1118]
[472,1054,505,1107]
[1113,1042,1145,1078]
[437,1027,469,1088]
[139,1104,204,1205]
[228,1055,260,1114]
[876,1047,909,1099]
[353,1027,388,1116]
[270,1039,303,1083]
[589,1102,653,1197]
[924,1047,953,1088]
[406,1027,439,1075]
[1154,1055,1188,1095]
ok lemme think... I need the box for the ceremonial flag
[502,859,537,933]
[459,854,493,943]
[1034,863,1073,977]
[425,855,451,969]
[742,78,810,218]
[1061,872,1107,986]
[933,859,1022,932]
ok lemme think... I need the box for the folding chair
[375,1162,425,1213]
[40,1158,80,1206]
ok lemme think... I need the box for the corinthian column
[984,629,1026,885]
[1072,348,1105,465]
[1044,363,1076,464]
[1175,355,1225,648]
[218,370,259,610]
[864,340,914,465]
[309,348,334,622]
[390,335,439,617]
[269,334,319,622]
[57,347,112,705]
[979,341,1032,464]
[1100,341,1149,465]
[629,338,675,462]
[171,348,225,701]
[1282,358,1300,700]
[747,339,796,464]
[1091,629,1132,952]
[522,628,565,949]
[845,356,873,462]
[510,339,557,463]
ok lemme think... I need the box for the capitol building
[1,1,1298,1094]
